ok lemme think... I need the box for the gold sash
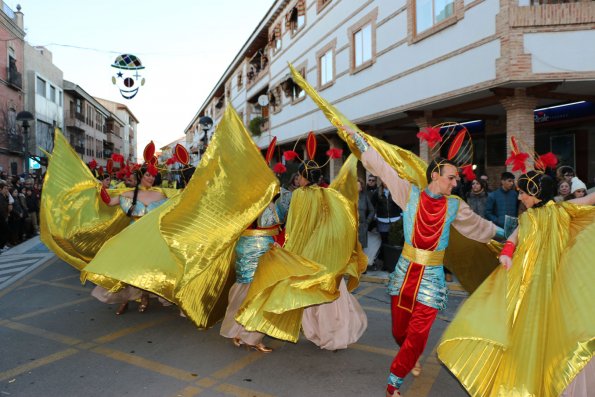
[401,242,444,266]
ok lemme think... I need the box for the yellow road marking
[350,342,396,357]
[195,377,217,387]
[91,346,198,382]
[354,284,381,298]
[361,305,390,314]
[170,385,203,397]
[405,343,442,396]
[11,296,94,321]
[0,319,83,345]
[0,348,79,381]
[94,317,172,344]
[210,350,270,380]
[216,383,277,397]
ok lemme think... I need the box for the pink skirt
[220,282,265,346]
[561,358,595,397]
[302,279,367,350]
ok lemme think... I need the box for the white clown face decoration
[111,54,145,99]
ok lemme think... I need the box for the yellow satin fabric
[236,155,366,342]
[289,63,499,292]
[438,201,595,397]
[80,106,279,328]
[40,129,129,290]
[401,243,444,266]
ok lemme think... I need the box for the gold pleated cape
[289,63,499,292]
[78,106,279,328]
[438,201,595,397]
[40,129,179,290]
[236,154,367,342]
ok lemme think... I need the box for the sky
[11,0,274,154]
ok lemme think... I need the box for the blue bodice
[234,189,291,283]
[387,186,460,310]
[119,195,167,222]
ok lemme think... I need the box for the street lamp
[198,116,213,156]
[16,111,34,175]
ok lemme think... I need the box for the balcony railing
[7,67,22,90]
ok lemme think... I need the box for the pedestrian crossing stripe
[0,253,55,291]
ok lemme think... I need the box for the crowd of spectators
[0,171,42,253]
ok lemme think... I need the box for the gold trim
[402,242,445,266]
[241,228,279,237]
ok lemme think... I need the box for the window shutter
[297,0,306,16]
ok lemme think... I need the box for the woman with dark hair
[236,153,367,351]
[466,178,489,218]
[91,165,168,314]
[438,171,595,397]
[285,172,301,192]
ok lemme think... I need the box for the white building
[186,0,595,186]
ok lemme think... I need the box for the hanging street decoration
[111,54,145,99]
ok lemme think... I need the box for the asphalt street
[0,237,470,397]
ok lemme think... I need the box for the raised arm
[342,126,410,209]
[568,191,595,206]
[451,199,502,243]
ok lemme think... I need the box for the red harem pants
[390,295,438,378]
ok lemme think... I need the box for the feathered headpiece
[418,122,474,180]
[506,136,558,198]
[281,131,343,183]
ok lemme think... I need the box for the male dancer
[342,126,504,396]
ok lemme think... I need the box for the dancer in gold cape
[438,170,595,397]
[236,150,368,349]
[42,106,279,329]
[286,64,507,396]
[40,128,179,293]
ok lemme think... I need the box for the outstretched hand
[341,125,356,137]
[499,255,512,270]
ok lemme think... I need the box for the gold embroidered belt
[241,227,279,237]
[401,242,444,266]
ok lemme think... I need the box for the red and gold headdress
[505,136,558,198]
[281,131,343,181]
[418,122,475,181]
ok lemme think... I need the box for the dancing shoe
[138,294,149,313]
[115,302,129,315]
[411,360,422,377]
[249,343,273,353]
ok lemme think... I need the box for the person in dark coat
[357,178,375,248]
[485,172,518,228]
[466,178,489,218]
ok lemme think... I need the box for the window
[286,1,306,36]
[354,24,372,67]
[415,0,455,33]
[318,45,335,89]
[76,99,82,114]
[36,76,46,97]
[50,85,56,102]
[58,91,63,106]
[349,9,377,73]
[269,23,282,54]
[237,72,243,89]
[317,0,332,13]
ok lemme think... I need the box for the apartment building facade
[63,81,125,167]
[185,0,595,186]
[0,2,24,176]
[96,98,139,163]
[23,44,64,168]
